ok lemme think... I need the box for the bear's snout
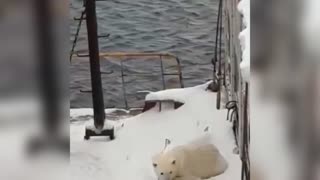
[157,173,173,180]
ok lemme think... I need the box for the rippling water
[70,0,220,108]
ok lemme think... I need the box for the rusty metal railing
[73,52,184,110]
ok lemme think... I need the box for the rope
[212,0,223,77]
[241,83,250,180]
[218,0,223,78]
[213,0,223,109]
[226,100,239,147]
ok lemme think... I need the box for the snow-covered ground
[70,82,241,180]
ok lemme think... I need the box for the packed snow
[238,0,250,82]
[70,82,241,180]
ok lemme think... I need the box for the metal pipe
[159,55,166,89]
[120,61,129,109]
[176,57,184,88]
[85,0,105,129]
[35,0,59,135]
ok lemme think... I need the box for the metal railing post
[85,0,105,129]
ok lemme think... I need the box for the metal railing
[72,51,185,110]
[214,0,250,179]
[70,0,185,111]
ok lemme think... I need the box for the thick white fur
[152,135,228,180]
[174,175,201,180]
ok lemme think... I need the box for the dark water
[70,0,220,108]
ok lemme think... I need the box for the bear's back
[174,175,201,180]
[175,143,228,178]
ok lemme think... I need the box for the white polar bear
[174,176,201,180]
[152,136,228,180]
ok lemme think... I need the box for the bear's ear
[153,163,157,167]
[171,160,176,165]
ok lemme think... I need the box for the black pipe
[85,0,105,129]
[35,0,59,135]
[27,0,70,155]
[241,82,250,180]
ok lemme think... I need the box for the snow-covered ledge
[145,81,212,103]
[238,0,250,83]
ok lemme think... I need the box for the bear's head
[152,152,178,180]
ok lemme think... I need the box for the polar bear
[174,176,201,180]
[152,137,228,180]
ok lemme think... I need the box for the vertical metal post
[176,58,184,88]
[28,0,69,154]
[215,0,223,110]
[35,0,59,135]
[241,82,250,180]
[85,0,105,129]
[159,55,166,90]
[120,61,129,109]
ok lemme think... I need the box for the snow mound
[70,82,241,180]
